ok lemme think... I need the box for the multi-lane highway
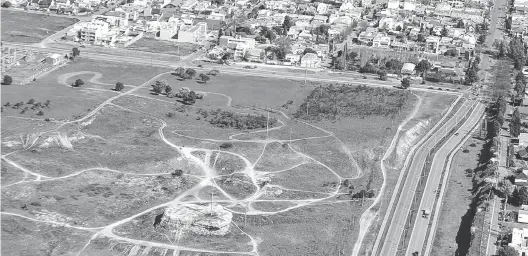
[371,98,483,256]
[406,102,485,256]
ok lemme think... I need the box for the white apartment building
[510,228,528,256]
[300,53,321,68]
[177,22,207,44]
[80,20,109,43]
[218,35,256,49]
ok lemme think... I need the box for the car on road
[422,209,430,218]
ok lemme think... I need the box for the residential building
[401,63,416,75]
[515,171,528,186]
[519,205,528,224]
[387,0,399,9]
[218,36,256,49]
[372,35,391,48]
[45,53,62,65]
[284,54,301,65]
[159,20,180,40]
[177,22,207,43]
[425,36,440,54]
[300,53,321,68]
[509,228,528,255]
[245,48,264,62]
[316,2,329,14]
[79,20,110,43]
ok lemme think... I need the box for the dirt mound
[162,203,232,236]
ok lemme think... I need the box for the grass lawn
[126,37,199,57]
[1,9,78,43]
[432,132,484,256]
[1,58,169,122]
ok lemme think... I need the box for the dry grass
[1,169,198,227]
[1,9,78,43]
[235,202,363,255]
[126,37,199,57]
[270,163,340,193]
[1,215,93,256]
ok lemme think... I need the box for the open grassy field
[1,9,78,43]
[1,58,460,255]
[126,37,199,57]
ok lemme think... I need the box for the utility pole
[210,191,214,216]
[266,110,270,138]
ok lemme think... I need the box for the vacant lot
[1,59,461,255]
[1,9,78,43]
[126,37,199,57]
[1,215,93,256]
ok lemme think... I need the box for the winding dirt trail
[351,92,423,256]
[2,70,429,256]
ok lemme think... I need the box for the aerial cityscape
[1,0,528,254]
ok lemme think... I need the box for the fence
[20,58,69,85]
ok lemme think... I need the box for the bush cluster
[198,109,278,130]
[294,84,410,120]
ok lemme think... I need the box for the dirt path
[351,92,423,256]
[2,70,428,256]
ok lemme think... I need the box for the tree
[464,69,479,85]
[199,74,211,83]
[151,80,167,95]
[183,90,197,104]
[73,79,84,87]
[2,1,12,8]
[72,47,80,58]
[207,69,219,76]
[395,25,402,31]
[498,41,507,58]
[303,48,318,56]
[27,99,35,104]
[416,59,432,80]
[498,179,515,199]
[185,68,196,78]
[401,78,411,89]
[497,246,518,256]
[378,70,388,81]
[165,85,172,95]
[510,108,521,137]
[282,15,292,33]
[513,186,528,205]
[477,34,487,45]
[2,75,12,85]
[456,19,465,28]
[171,169,183,177]
[37,110,44,116]
[440,26,449,37]
[417,34,426,42]
[175,67,185,77]
[115,82,124,91]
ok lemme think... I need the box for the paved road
[406,102,485,256]
[372,98,477,256]
[3,42,462,95]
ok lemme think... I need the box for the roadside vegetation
[455,37,527,255]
